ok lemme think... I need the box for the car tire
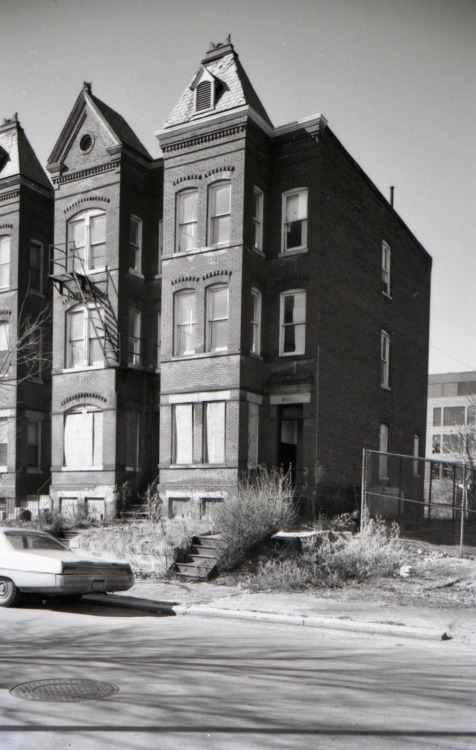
[0,577,22,608]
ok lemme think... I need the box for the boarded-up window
[64,408,103,468]
[248,402,259,467]
[173,404,193,464]
[205,402,225,464]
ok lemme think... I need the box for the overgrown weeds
[212,466,297,572]
[252,515,408,590]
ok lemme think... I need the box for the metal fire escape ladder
[49,242,120,366]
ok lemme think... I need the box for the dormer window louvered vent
[196,80,213,112]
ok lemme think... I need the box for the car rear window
[4,532,66,550]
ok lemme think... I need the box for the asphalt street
[0,598,475,750]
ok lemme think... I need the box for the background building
[427,371,476,467]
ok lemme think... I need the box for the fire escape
[49,242,120,366]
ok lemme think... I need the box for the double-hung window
[176,190,198,252]
[130,216,142,272]
[381,330,390,388]
[280,290,306,356]
[251,288,262,355]
[207,285,229,353]
[0,321,10,371]
[174,291,196,356]
[204,402,226,464]
[66,306,104,368]
[173,404,193,464]
[379,423,389,479]
[253,187,263,251]
[282,189,308,252]
[209,182,231,246]
[68,210,106,271]
[128,308,141,366]
[0,236,10,289]
[29,241,43,292]
[382,241,391,296]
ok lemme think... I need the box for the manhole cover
[10,678,119,703]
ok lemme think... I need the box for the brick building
[0,115,53,517]
[3,39,432,519]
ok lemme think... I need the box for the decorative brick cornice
[162,125,246,153]
[171,275,201,286]
[0,191,19,204]
[64,195,111,213]
[53,161,120,185]
[0,310,12,316]
[61,392,107,407]
[0,223,13,230]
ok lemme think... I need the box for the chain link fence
[362,450,476,556]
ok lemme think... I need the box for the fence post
[460,462,467,558]
[361,448,368,528]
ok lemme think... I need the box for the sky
[2,0,475,375]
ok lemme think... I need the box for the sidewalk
[86,578,476,645]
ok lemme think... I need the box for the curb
[173,604,439,640]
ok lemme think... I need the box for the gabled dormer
[47,83,151,179]
[162,36,273,132]
[0,114,51,192]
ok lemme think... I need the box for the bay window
[174,291,196,356]
[209,182,231,246]
[206,285,229,353]
[282,189,308,252]
[176,189,198,252]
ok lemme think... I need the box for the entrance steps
[174,534,222,580]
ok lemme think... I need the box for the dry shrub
[213,467,297,572]
[253,515,407,590]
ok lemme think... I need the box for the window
[413,434,420,476]
[381,330,390,388]
[279,290,306,356]
[156,311,161,370]
[443,433,462,454]
[68,210,106,271]
[173,404,193,464]
[0,235,10,289]
[206,285,229,353]
[176,190,198,252]
[27,421,41,469]
[251,288,262,356]
[28,240,43,292]
[379,423,389,480]
[433,407,442,427]
[158,218,163,274]
[0,418,7,466]
[63,407,103,468]
[129,216,142,272]
[174,291,196,356]
[66,306,104,368]
[432,435,441,454]
[126,411,140,468]
[282,189,308,252]
[248,402,259,468]
[253,187,263,251]
[204,402,225,464]
[0,321,9,370]
[209,182,231,246]
[382,241,391,296]
[443,406,465,426]
[128,308,141,366]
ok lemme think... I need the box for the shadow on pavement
[15,595,177,618]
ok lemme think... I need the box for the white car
[0,528,134,607]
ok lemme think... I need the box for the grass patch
[249,516,408,590]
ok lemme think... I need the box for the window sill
[0,467,7,473]
[381,385,392,391]
[167,243,234,259]
[170,463,227,469]
[170,350,230,361]
[278,247,308,257]
[61,467,103,472]
[382,291,392,300]
[250,352,263,360]
[26,467,43,474]
[62,364,105,373]
[129,269,144,279]
[279,351,306,358]
[29,289,45,298]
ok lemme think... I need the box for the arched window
[176,189,198,252]
[64,406,103,468]
[208,182,231,246]
[206,284,229,353]
[68,209,106,271]
[174,290,196,356]
[66,305,104,368]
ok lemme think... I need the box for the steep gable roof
[0,115,51,190]
[164,39,273,129]
[47,83,150,168]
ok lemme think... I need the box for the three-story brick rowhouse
[47,84,163,519]
[156,38,431,517]
[0,115,53,515]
